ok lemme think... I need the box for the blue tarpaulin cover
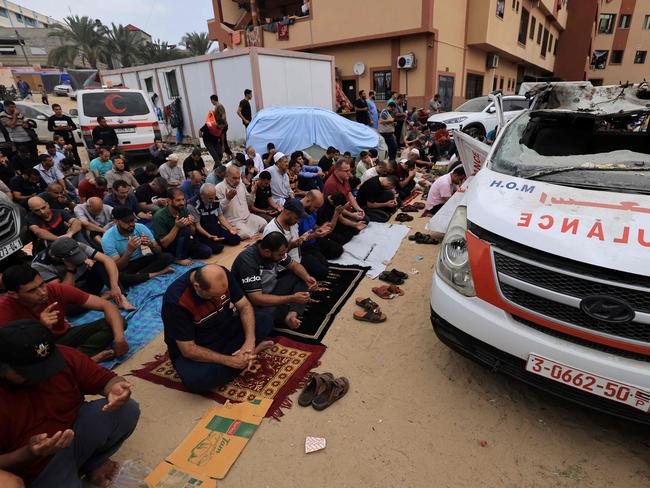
[246,106,381,156]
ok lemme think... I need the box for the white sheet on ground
[331,222,410,278]
[426,189,467,233]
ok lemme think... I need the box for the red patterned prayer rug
[401,190,423,206]
[129,336,325,419]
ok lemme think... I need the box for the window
[634,50,647,64]
[554,38,558,55]
[541,28,549,57]
[164,70,179,98]
[496,0,505,19]
[465,74,484,100]
[644,15,650,29]
[144,77,154,93]
[537,23,543,44]
[518,8,529,45]
[591,50,609,69]
[29,47,46,55]
[610,50,624,64]
[529,17,536,40]
[81,92,150,117]
[0,8,8,18]
[499,77,504,90]
[15,13,38,27]
[598,13,616,34]
[0,46,16,55]
[492,75,498,91]
[512,0,516,8]
[503,99,528,111]
[619,14,631,28]
[516,1,520,12]
[549,34,553,53]
[372,70,391,101]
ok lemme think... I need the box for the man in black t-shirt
[161,264,274,392]
[9,168,45,206]
[10,145,38,174]
[92,117,119,154]
[237,89,253,128]
[26,196,82,251]
[135,176,169,213]
[182,149,207,178]
[354,90,370,126]
[47,104,80,163]
[356,175,399,223]
[318,146,339,175]
[250,171,282,222]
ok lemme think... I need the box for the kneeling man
[161,264,274,393]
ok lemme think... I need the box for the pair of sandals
[298,372,350,411]
[409,232,439,245]
[395,213,414,222]
[378,268,409,285]
[372,284,404,299]
[353,297,387,323]
[400,202,426,213]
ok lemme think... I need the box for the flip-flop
[298,372,334,407]
[312,376,350,411]
[353,308,387,323]
[408,232,424,241]
[400,205,418,212]
[372,286,395,299]
[355,297,380,310]
[378,271,404,285]
[416,235,439,245]
[395,213,414,222]
[386,284,404,296]
[390,269,408,280]
[412,202,426,209]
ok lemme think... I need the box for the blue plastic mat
[69,261,203,369]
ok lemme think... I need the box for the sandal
[386,284,404,296]
[408,232,424,241]
[416,234,439,245]
[355,297,379,310]
[312,376,350,411]
[298,372,334,407]
[378,271,404,285]
[400,205,418,213]
[395,213,414,222]
[372,286,395,299]
[353,307,387,323]
[412,202,426,210]
[390,268,408,280]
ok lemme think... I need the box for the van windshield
[82,92,150,117]
[490,110,650,193]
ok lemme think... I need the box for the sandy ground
[101,211,650,488]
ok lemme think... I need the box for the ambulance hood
[467,167,650,277]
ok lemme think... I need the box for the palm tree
[103,23,143,68]
[180,32,213,56]
[136,40,187,64]
[47,15,104,68]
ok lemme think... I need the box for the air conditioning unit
[486,53,499,69]
[397,53,416,69]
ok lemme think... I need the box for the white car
[14,102,82,144]
[427,95,528,138]
[53,84,77,100]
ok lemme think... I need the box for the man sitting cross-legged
[101,206,175,288]
[0,265,129,362]
[215,165,267,239]
[27,196,82,252]
[0,320,139,488]
[161,264,274,393]
[74,197,113,250]
[188,182,241,256]
[232,232,317,330]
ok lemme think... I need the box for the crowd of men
[0,86,466,487]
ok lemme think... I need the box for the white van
[76,88,161,156]
[430,81,650,424]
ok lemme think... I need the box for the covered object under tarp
[246,106,386,159]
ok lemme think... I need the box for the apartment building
[208,0,567,110]
[0,1,58,29]
[555,0,650,85]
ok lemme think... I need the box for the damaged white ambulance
[431,81,650,423]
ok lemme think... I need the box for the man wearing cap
[262,198,310,263]
[215,165,266,239]
[101,206,175,287]
[0,265,128,362]
[158,153,185,188]
[161,264,274,392]
[27,196,82,252]
[267,152,293,205]
[74,197,113,249]
[31,237,135,312]
[0,320,139,487]
[232,232,317,330]
[153,188,211,265]
[188,182,241,255]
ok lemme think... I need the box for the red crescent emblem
[105,94,126,114]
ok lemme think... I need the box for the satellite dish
[353,62,365,75]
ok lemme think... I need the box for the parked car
[427,95,528,138]
[14,102,82,144]
[0,194,27,273]
[54,84,72,96]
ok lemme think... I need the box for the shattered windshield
[490,110,650,192]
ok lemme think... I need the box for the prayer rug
[273,264,368,344]
[129,336,325,419]
[401,190,423,206]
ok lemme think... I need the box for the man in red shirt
[0,265,128,362]
[322,160,367,239]
[0,320,139,487]
[78,176,108,203]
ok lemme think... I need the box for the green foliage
[180,32,214,56]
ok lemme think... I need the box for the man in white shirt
[215,165,266,239]
[267,152,293,205]
[361,160,391,184]
[246,146,265,174]
[262,199,309,262]
[158,153,185,187]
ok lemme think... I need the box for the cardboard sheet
[145,462,218,487]
[147,398,272,484]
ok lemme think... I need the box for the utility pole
[250,0,260,26]
[14,30,29,66]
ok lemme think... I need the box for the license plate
[0,238,21,259]
[526,354,650,412]
[115,127,136,134]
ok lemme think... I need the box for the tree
[47,15,104,68]
[136,40,187,64]
[180,32,213,57]
[103,23,143,68]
